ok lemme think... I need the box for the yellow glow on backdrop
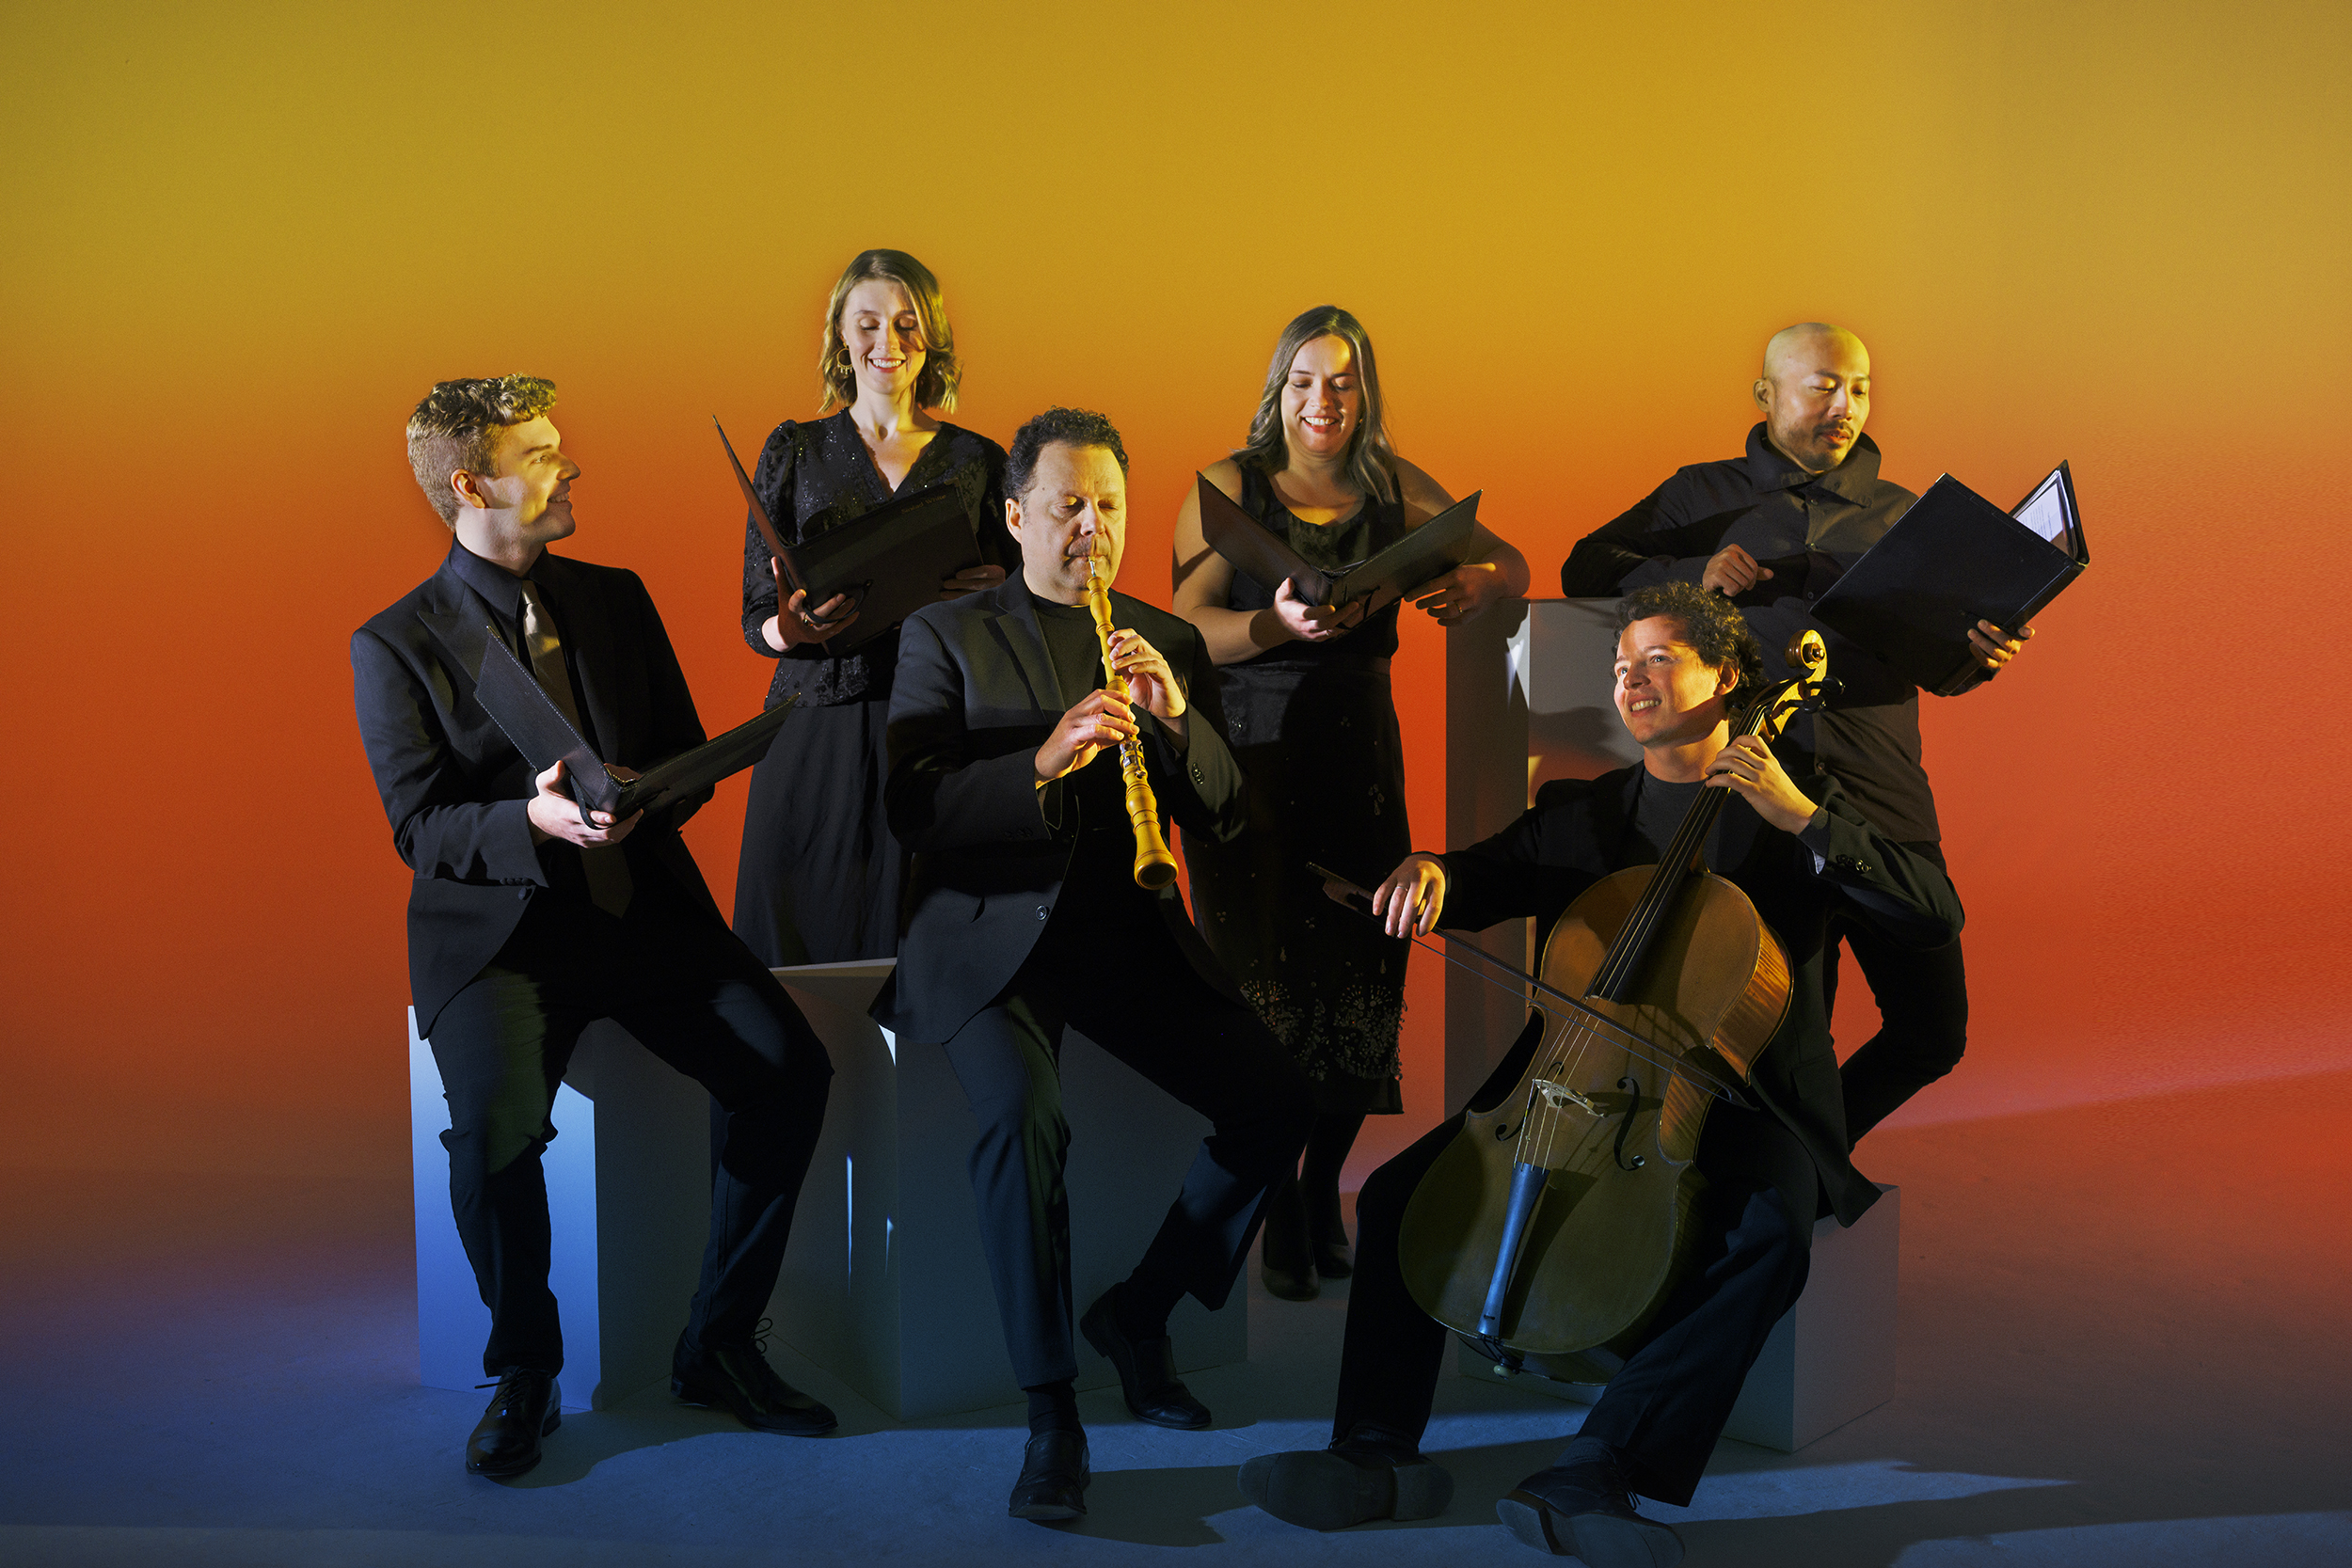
[3,2,2345,1175]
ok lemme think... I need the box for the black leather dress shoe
[672,1339,837,1435]
[1311,1236,1354,1280]
[1007,1430,1089,1521]
[466,1369,560,1478]
[1079,1289,1212,1429]
[1238,1443,1454,1529]
[1496,1454,1683,1565]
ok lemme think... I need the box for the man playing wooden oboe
[876,406,1312,1523]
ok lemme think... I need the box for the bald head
[1753,323,1871,473]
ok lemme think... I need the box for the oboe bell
[1087,558,1180,890]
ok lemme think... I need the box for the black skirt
[731,694,902,966]
[1188,660,1410,1115]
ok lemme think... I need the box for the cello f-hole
[1612,1075,1648,1171]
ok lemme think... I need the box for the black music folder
[1195,473,1484,613]
[1811,460,2087,697]
[716,419,985,654]
[473,630,800,825]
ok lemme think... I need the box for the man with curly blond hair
[354,376,835,1478]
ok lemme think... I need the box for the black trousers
[425,879,834,1377]
[1330,1042,1819,1508]
[936,874,1314,1390]
[1829,842,1968,1143]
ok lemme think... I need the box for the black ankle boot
[1259,1178,1318,1301]
[1305,1187,1353,1279]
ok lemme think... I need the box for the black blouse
[739,408,1009,706]
[1221,460,1410,668]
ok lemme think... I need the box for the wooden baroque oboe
[1086,558,1179,890]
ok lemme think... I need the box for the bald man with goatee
[1563,323,2030,1147]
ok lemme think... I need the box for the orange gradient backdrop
[4,2,2345,1180]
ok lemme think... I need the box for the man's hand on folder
[525,759,643,847]
[1703,544,1774,595]
[1966,619,2034,672]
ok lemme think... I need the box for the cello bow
[1305,862,1754,1110]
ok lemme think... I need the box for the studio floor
[4,1071,2347,1568]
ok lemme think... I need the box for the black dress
[1186,463,1412,1116]
[734,409,1009,965]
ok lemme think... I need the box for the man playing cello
[1236,581,1962,1564]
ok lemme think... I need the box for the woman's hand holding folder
[1409,559,1515,625]
[1270,577,1366,642]
[938,563,1007,602]
[762,559,861,649]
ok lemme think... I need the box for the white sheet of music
[2012,471,2074,546]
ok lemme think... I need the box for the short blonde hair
[817,249,961,413]
[405,375,557,526]
[1232,306,1396,503]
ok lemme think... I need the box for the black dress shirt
[1560,424,1940,845]
[442,542,612,905]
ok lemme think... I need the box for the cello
[1391,629,1833,1382]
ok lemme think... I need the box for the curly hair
[1005,407,1129,499]
[1614,582,1768,710]
[817,249,961,414]
[1232,305,1397,503]
[405,375,557,526]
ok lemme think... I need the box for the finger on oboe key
[1085,553,1179,888]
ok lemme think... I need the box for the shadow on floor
[3,1070,2349,1564]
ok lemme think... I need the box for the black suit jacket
[1437,764,1963,1225]
[352,543,722,1034]
[873,577,1248,1043]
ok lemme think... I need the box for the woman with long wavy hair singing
[1172,305,1529,1298]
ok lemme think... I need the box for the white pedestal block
[410,958,1251,1427]
[1458,1186,1901,1452]
[766,959,1248,1421]
[409,1008,710,1412]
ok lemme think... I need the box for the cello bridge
[1514,1079,1606,1168]
[1532,1079,1602,1117]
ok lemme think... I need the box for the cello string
[1315,870,1753,1107]
[1595,673,1798,999]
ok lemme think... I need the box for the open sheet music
[1811,461,2087,697]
